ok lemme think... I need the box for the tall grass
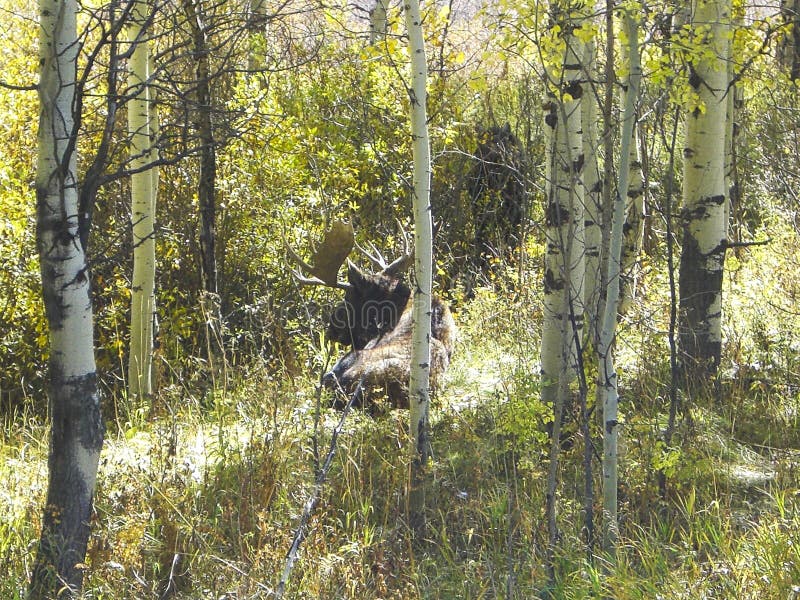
[2,244,800,598]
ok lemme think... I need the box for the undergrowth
[2,243,800,598]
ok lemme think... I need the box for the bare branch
[0,80,36,91]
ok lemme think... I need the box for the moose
[289,221,456,410]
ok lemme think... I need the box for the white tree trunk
[370,0,389,44]
[541,27,584,409]
[678,0,730,383]
[29,0,104,595]
[597,8,641,554]
[404,0,433,536]
[582,36,603,344]
[541,4,585,577]
[128,0,158,402]
[619,13,646,315]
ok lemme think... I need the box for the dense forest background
[2,0,800,597]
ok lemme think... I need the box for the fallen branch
[274,378,364,599]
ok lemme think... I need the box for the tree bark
[183,0,218,298]
[596,7,641,555]
[582,35,603,344]
[403,0,433,539]
[183,0,223,381]
[678,0,730,386]
[617,7,646,315]
[541,1,586,581]
[780,0,800,80]
[370,0,389,44]
[540,11,585,413]
[619,126,645,314]
[29,0,104,596]
[725,4,743,239]
[128,0,158,402]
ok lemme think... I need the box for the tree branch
[0,80,36,91]
[725,238,771,249]
[275,379,364,599]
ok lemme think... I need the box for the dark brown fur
[324,264,456,409]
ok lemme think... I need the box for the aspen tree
[29,0,104,595]
[582,34,603,342]
[597,5,641,554]
[679,0,731,384]
[618,131,645,314]
[619,4,645,314]
[619,12,646,315]
[725,2,743,233]
[541,0,586,578]
[540,3,585,413]
[403,0,434,536]
[370,0,389,44]
[128,0,159,402]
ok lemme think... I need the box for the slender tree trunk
[725,4,743,240]
[183,0,223,379]
[29,0,104,596]
[577,18,599,558]
[597,7,640,556]
[678,0,730,387]
[404,0,433,539]
[541,1,585,581]
[780,0,800,80]
[617,7,646,315]
[658,108,682,498]
[370,0,389,44]
[540,16,585,413]
[128,0,158,402]
[598,0,615,326]
[619,126,645,314]
[183,0,217,298]
[582,36,603,344]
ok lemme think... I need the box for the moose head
[288,221,456,409]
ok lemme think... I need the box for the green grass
[2,282,800,599]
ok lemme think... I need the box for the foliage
[1,276,800,597]
[2,0,800,596]
[0,3,44,407]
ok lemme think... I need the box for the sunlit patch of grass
[0,412,48,597]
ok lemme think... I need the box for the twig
[274,378,364,599]
[0,80,36,91]
[725,238,771,249]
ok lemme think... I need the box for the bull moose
[289,221,456,410]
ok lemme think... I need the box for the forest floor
[2,277,800,598]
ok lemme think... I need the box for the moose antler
[287,220,355,289]
[379,251,414,277]
[353,219,414,277]
[354,240,389,271]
